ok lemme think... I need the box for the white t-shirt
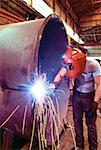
[74,58,101,93]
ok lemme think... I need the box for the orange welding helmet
[62,48,86,78]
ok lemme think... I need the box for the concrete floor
[59,106,101,150]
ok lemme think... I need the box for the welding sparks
[1,73,66,150]
[28,73,65,150]
[29,73,55,101]
[30,79,47,100]
[0,73,74,150]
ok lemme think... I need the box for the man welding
[54,46,101,150]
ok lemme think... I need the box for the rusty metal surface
[0,17,46,136]
[0,14,69,143]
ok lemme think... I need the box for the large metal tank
[0,14,70,147]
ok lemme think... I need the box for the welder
[53,46,101,150]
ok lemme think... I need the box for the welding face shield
[62,48,86,78]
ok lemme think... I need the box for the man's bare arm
[54,67,67,83]
[94,75,101,103]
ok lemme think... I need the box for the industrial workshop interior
[0,0,101,150]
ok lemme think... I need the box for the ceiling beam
[81,33,101,37]
[70,0,90,8]
[56,0,79,24]
[4,0,26,17]
[0,0,43,21]
[0,9,24,22]
[56,0,79,33]
[82,42,101,46]
[92,0,101,4]
[0,1,24,18]
[79,13,101,23]
[12,0,35,14]
[62,0,79,25]
[79,3,101,17]
[80,20,101,30]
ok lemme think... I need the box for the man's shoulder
[85,57,101,76]
[86,57,100,66]
[84,57,100,73]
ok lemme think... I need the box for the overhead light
[32,0,53,17]
[22,0,31,6]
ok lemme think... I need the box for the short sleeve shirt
[74,58,101,93]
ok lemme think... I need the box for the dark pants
[72,90,98,150]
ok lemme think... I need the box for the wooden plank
[0,9,24,24]
[60,0,79,25]
[79,3,101,17]
[1,1,24,19]
[80,13,101,22]
[80,20,101,29]
[0,16,13,24]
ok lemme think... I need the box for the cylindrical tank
[0,14,70,145]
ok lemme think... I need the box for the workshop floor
[20,106,101,150]
[59,106,101,150]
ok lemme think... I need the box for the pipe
[0,14,69,146]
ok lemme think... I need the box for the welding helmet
[62,48,86,78]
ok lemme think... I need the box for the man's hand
[53,82,60,89]
[49,82,60,90]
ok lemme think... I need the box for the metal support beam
[82,42,101,46]
[81,33,101,36]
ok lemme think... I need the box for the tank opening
[38,17,68,82]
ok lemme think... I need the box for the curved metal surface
[0,14,69,144]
